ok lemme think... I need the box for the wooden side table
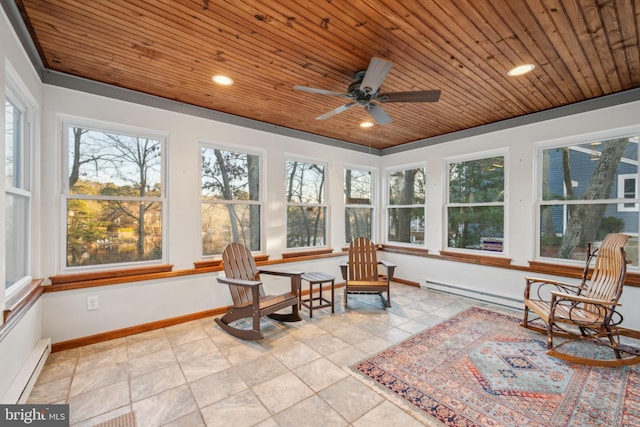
[300,272,335,318]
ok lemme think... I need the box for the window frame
[60,117,168,273]
[535,128,640,267]
[285,156,328,250]
[344,164,376,243]
[444,150,508,256]
[617,173,638,212]
[4,77,33,298]
[199,141,264,256]
[384,163,427,247]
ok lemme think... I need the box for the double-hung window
[63,122,165,269]
[446,154,505,253]
[201,145,261,254]
[344,167,374,242]
[286,159,326,248]
[5,93,31,294]
[538,135,638,265]
[386,166,425,245]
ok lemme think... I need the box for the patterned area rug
[353,307,640,426]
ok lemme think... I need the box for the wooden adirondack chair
[522,233,640,366]
[216,243,302,340]
[340,237,395,308]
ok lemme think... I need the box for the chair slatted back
[584,233,629,306]
[348,237,379,281]
[221,242,265,305]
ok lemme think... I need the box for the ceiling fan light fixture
[507,64,535,76]
[212,75,234,86]
[360,121,374,128]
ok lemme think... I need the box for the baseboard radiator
[423,280,522,309]
[3,338,51,404]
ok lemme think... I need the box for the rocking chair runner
[216,243,302,340]
[340,237,395,307]
[522,233,640,366]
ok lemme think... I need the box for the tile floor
[27,283,520,426]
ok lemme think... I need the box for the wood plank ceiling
[12,0,640,150]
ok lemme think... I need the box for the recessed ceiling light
[212,75,234,86]
[507,64,535,76]
[360,121,374,128]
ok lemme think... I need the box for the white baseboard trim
[424,280,522,310]
[2,338,51,404]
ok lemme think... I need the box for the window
[286,159,326,248]
[345,167,373,242]
[63,123,165,269]
[386,166,425,245]
[201,145,261,254]
[538,135,639,265]
[617,174,638,212]
[446,155,505,253]
[5,95,31,293]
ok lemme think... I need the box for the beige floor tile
[132,384,197,426]
[128,348,177,378]
[130,363,185,402]
[200,389,270,427]
[172,336,220,362]
[234,354,289,387]
[179,352,232,382]
[189,367,247,408]
[69,362,128,397]
[252,372,314,414]
[319,376,386,423]
[271,341,322,369]
[293,358,348,392]
[68,380,130,425]
[27,376,72,404]
[274,395,348,427]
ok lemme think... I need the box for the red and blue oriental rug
[352,306,640,426]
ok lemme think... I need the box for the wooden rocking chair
[216,243,302,340]
[340,237,395,308]
[522,233,640,366]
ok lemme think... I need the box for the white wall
[0,6,44,401]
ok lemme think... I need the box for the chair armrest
[379,260,396,281]
[339,260,348,280]
[257,269,302,294]
[525,277,583,289]
[217,277,262,288]
[258,268,304,277]
[550,291,621,307]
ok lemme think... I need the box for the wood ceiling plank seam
[350,0,513,121]
[578,0,624,92]
[539,0,604,97]
[590,0,633,89]
[556,0,613,95]
[451,0,564,109]
[25,0,532,145]
[613,0,640,84]
[488,0,584,105]
[372,0,540,116]
[526,0,599,99]
[241,0,480,144]
[192,0,377,84]
[27,2,356,118]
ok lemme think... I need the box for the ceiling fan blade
[359,58,394,95]
[377,90,441,103]
[293,85,347,98]
[366,104,392,125]
[316,102,357,120]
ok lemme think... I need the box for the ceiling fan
[293,57,441,125]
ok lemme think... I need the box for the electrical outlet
[87,296,99,311]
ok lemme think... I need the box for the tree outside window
[286,160,326,248]
[387,167,425,244]
[447,155,505,252]
[65,125,164,268]
[345,168,373,242]
[539,136,639,265]
[201,146,260,255]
